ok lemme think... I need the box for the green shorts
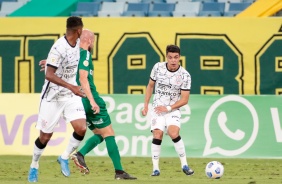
[82,96,111,130]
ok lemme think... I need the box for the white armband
[166,106,172,112]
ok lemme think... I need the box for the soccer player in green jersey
[71,29,137,180]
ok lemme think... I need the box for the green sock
[79,134,103,156]
[105,136,123,171]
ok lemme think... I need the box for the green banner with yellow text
[1,94,281,158]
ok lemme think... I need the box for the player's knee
[168,131,179,140]
[153,130,163,139]
[74,122,87,135]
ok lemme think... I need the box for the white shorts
[150,109,181,132]
[36,96,86,133]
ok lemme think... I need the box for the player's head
[166,45,180,71]
[166,44,180,55]
[66,16,83,38]
[80,29,95,52]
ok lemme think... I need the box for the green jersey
[76,48,99,98]
[77,48,111,130]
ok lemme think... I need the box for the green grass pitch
[1,156,281,184]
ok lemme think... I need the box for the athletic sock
[30,138,46,169]
[172,136,188,168]
[151,138,162,172]
[105,136,123,171]
[79,134,104,156]
[61,132,84,160]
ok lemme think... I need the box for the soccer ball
[205,161,224,179]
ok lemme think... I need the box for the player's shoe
[57,156,70,177]
[182,165,194,176]
[70,152,90,174]
[115,171,137,180]
[151,170,160,176]
[28,167,38,182]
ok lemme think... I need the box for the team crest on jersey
[176,75,182,84]
[51,58,56,63]
[83,60,89,66]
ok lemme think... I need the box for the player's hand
[39,60,46,72]
[91,103,100,114]
[142,107,148,116]
[70,85,86,98]
[154,106,167,115]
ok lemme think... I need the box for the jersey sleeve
[46,42,65,69]
[150,62,159,81]
[181,71,191,91]
[78,49,90,71]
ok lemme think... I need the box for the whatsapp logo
[203,95,259,156]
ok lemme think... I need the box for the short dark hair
[166,45,180,55]
[66,16,83,29]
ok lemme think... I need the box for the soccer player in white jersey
[142,45,194,177]
[28,16,88,182]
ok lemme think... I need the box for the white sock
[173,138,188,168]
[151,143,161,171]
[30,144,44,169]
[61,134,81,160]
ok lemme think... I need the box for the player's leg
[166,110,194,176]
[70,98,105,174]
[71,127,104,174]
[58,98,87,177]
[150,111,166,176]
[99,124,137,180]
[151,129,163,176]
[28,100,61,182]
[97,98,136,179]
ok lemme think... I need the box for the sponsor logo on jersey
[92,118,103,125]
[66,65,77,69]
[156,90,178,96]
[172,115,180,119]
[83,60,89,67]
[158,83,172,90]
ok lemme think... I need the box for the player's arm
[170,90,190,110]
[154,89,190,114]
[79,69,100,114]
[142,78,155,116]
[45,65,85,98]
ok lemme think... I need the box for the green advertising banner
[1,94,281,158]
[83,94,282,158]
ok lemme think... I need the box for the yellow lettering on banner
[201,86,224,95]
[19,61,30,93]
[200,56,223,70]
[127,85,147,94]
[127,55,146,70]
[0,18,282,94]
[109,33,163,94]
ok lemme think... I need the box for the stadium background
[1,0,282,159]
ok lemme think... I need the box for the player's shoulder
[179,66,190,75]
[53,36,68,47]
[153,61,166,68]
